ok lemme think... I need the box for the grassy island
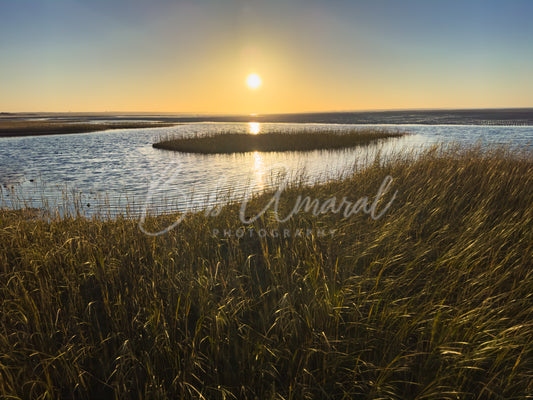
[0,120,176,137]
[0,144,532,399]
[153,128,407,153]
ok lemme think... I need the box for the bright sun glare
[246,73,262,89]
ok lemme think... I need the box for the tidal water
[1,122,531,216]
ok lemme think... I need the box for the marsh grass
[153,128,407,153]
[0,120,176,137]
[0,143,532,399]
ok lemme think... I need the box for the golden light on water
[246,73,262,89]
[252,151,265,191]
[248,122,261,134]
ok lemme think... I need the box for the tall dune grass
[153,128,407,153]
[0,143,532,399]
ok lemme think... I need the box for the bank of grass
[153,128,407,153]
[0,143,532,399]
[0,120,176,137]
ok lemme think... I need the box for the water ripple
[0,123,531,216]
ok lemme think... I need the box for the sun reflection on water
[252,151,265,191]
[248,122,261,135]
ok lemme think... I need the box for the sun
[246,73,262,89]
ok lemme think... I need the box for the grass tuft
[0,120,176,137]
[153,128,407,153]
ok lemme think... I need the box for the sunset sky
[1,0,532,114]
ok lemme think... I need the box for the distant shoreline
[0,120,177,137]
[2,108,533,127]
[1,109,532,138]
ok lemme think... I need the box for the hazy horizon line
[2,106,533,116]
